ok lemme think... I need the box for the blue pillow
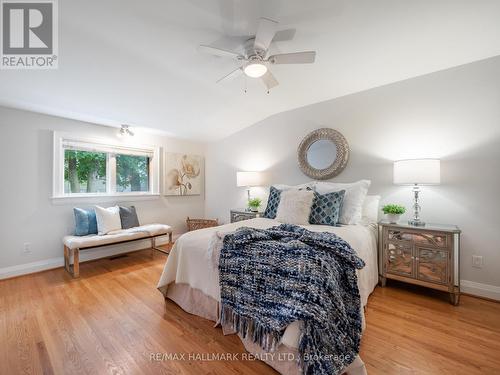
[263,186,282,219]
[309,190,345,226]
[73,208,98,236]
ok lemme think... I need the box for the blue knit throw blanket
[219,224,365,375]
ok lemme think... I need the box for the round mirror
[297,128,349,180]
[307,139,338,170]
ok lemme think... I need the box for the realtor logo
[1,0,58,69]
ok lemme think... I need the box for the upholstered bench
[63,223,172,278]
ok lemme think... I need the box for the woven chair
[186,217,219,232]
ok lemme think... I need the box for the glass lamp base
[408,219,426,227]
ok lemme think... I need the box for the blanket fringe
[220,305,282,353]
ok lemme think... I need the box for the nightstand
[379,221,461,305]
[230,209,263,223]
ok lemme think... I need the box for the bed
[157,201,379,375]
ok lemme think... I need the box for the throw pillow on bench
[73,205,140,236]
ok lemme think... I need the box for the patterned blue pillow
[263,186,282,219]
[73,208,98,236]
[309,190,345,226]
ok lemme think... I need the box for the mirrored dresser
[379,221,461,305]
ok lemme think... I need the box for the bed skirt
[162,283,367,375]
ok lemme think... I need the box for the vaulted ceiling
[1,0,500,141]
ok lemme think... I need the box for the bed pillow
[263,183,315,219]
[263,186,282,219]
[309,190,345,226]
[273,182,315,191]
[95,205,122,235]
[361,195,381,223]
[119,206,140,229]
[275,189,315,225]
[313,180,371,225]
[73,208,98,236]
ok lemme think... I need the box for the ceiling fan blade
[268,51,316,64]
[261,70,279,90]
[216,67,243,83]
[254,17,278,51]
[272,28,296,42]
[198,45,242,59]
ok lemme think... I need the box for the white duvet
[157,217,379,349]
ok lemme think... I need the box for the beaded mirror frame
[297,128,350,180]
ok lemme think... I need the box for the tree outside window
[116,154,150,192]
[64,150,106,193]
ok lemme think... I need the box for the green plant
[248,198,262,209]
[382,204,406,215]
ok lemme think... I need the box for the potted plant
[248,198,262,212]
[382,204,406,223]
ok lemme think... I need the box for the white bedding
[157,217,379,349]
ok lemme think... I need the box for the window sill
[51,193,161,205]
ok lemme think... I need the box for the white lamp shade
[393,159,441,185]
[236,171,262,187]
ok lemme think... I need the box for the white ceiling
[1,0,500,141]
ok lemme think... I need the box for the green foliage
[64,150,106,193]
[64,150,106,182]
[382,204,406,215]
[116,154,149,192]
[248,198,262,208]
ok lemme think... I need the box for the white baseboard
[0,235,176,280]
[461,280,500,301]
[0,257,64,280]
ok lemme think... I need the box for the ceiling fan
[199,17,316,91]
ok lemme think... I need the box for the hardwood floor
[1,248,499,375]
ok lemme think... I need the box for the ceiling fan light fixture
[244,63,267,78]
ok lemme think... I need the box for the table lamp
[393,159,440,226]
[236,171,262,207]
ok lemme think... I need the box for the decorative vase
[386,214,401,224]
[249,206,259,212]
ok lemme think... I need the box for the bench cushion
[63,224,172,250]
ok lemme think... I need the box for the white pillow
[95,205,122,235]
[362,195,381,223]
[275,189,314,225]
[273,182,315,191]
[313,180,371,225]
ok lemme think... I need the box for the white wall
[205,56,500,298]
[0,106,205,279]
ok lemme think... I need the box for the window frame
[53,132,160,200]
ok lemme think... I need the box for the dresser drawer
[230,211,256,223]
[388,229,448,248]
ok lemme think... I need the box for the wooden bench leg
[64,245,70,273]
[73,248,80,278]
[151,237,155,258]
[169,232,173,244]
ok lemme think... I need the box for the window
[53,132,160,198]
